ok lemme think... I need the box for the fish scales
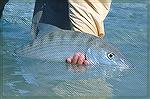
[16,25,102,62]
[16,23,129,73]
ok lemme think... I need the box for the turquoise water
[0,0,149,99]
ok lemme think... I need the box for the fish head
[86,43,129,71]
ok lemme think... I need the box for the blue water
[0,0,149,99]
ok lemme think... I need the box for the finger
[71,53,80,64]
[80,53,85,59]
[84,60,90,65]
[76,52,82,55]
[77,53,85,65]
[66,57,72,63]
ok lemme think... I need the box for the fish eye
[107,52,115,60]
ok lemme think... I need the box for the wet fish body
[16,24,99,62]
[15,23,129,80]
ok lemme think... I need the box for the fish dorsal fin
[37,23,62,35]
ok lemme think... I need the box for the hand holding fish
[66,52,89,65]
[66,52,90,72]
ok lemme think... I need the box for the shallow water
[0,0,149,98]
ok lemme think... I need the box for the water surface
[1,0,148,98]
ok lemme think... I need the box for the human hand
[66,52,90,72]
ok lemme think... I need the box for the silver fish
[15,23,129,80]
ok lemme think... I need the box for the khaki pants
[69,0,111,38]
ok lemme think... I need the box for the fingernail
[84,60,90,65]
[76,52,82,55]
[66,58,71,63]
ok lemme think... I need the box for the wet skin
[66,52,89,65]
[66,52,90,72]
